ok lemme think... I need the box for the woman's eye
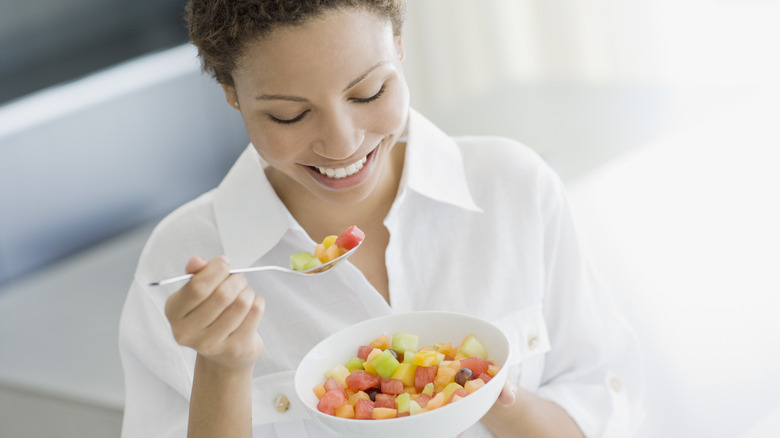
[351,85,386,104]
[269,110,309,125]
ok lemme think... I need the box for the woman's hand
[164,255,265,371]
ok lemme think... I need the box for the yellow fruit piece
[434,342,456,358]
[464,378,486,394]
[335,403,355,418]
[391,362,417,387]
[413,349,438,367]
[487,364,500,377]
[372,407,398,419]
[363,348,383,375]
[369,334,391,350]
[442,382,463,402]
[313,384,326,399]
[325,365,350,388]
[348,390,370,406]
[422,382,434,396]
[446,360,462,371]
[322,235,338,248]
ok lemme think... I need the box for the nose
[311,110,365,160]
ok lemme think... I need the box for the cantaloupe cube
[425,392,446,411]
[324,243,343,262]
[464,378,486,394]
[372,407,398,419]
[314,244,327,262]
[335,403,355,418]
[369,335,391,350]
[313,384,326,399]
[487,364,500,377]
[434,366,457,392]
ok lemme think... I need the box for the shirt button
[609,377,622,392]
[527,334,538,350]
[274,394,290,413]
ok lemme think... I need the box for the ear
[395,35,405,61]
[221,84,240,110]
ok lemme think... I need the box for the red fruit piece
[414,393,433,408]
[478,373,492,384]
[355,398,375,419]
[335,225,365,251]
[317,390,346,415]
[380,378,404,395]
[459,357,492,377]
[345,370,381,391]
[357,345,373,361]
[323,377,345,395]
[414,365,438,390]
[374,393,396,409]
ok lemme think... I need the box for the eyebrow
[254,61,389,102]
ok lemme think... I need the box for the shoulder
[135,190,223,283]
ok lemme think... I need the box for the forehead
[233,8,396,93]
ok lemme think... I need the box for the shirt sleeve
[119,277,196,438]
[534,173,645,437]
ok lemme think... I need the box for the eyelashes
[268,85,387,125]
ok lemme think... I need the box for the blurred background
[1,0,779,437]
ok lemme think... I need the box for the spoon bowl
[149,241,362,286]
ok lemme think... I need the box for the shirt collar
[213,108,481,267]
[403,108,482,213]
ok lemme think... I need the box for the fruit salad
[312,332,500,420]
[290,225,365,271]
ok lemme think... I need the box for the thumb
[185,256,209,274]
[497,377,517,406]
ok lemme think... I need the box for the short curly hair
[185,0,407,86]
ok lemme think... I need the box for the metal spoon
[149,241,362,286]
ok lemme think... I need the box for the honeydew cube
[391,333,419,354]
[344,357,365,372]
[395,392,411,414]
[409,400,423,416]
[370,350,400,379]
[290,252,322,271]
[363,348,383,375]
[422,382,434,396]
[460,335,488,359]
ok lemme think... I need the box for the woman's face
[225,8,410,207]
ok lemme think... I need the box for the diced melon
[290,252,323,271]
[464,378,486,394]
[324,365,350,388]
[313,383,326,399]
[409,399,423,415]
[344,357,365,372]
[434,366,458,392]
[370,350,400,379]
[425,392,446,411]
[372,407,398,419]
[395,392,411,414]
[334,403,355,418]
[369,334,391,350]
[422,382,434,396]
[391,333,419,354]
[460,335,488,359]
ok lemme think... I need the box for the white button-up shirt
[119,109,643,437]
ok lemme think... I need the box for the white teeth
[317,156,367,179]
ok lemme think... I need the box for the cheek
[370,81,410,134]
[245,123,302,164]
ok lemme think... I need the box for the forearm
[481,386,584,438]
[187,354,254,438]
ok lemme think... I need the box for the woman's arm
[165,255,265,438]
[481,381,585,438]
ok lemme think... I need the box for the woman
[119,1,643,437]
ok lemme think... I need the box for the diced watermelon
[355,398,375,419]
[374,393,396,409]
[414,365,438,390]
[357,345,373,361]
[459,357,491,377]
[323,377,345,395]
[345,370,381,391]
[380,378,404,395]
[317,390,346,415]
[414,393,432,408]
[335,225,365,250]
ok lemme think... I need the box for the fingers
[497,377,518,406]
[166,255,232,320]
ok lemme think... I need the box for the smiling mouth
[315,155,369,179]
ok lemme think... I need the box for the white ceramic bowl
[294,311,510,438]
